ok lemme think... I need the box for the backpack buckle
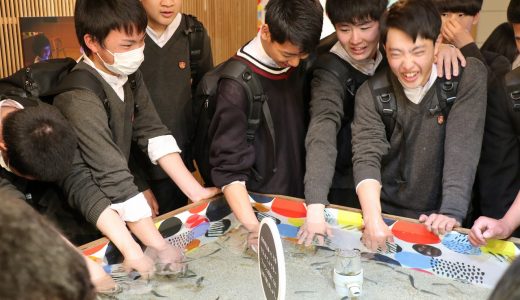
[442,81,455,92]
[513,101,520,112]
[510,90,520,100]
[378,93,391,103]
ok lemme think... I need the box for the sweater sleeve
[304,68,345,205]
[209,78,255,187]
[351,80,390,186]
[58,149,112,224]
[54,89,140,206]
[0,176,25,202]
[439,57,487,221]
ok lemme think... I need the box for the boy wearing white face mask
[53,0,219,277]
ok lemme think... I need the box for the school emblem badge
[179,61,187,69]
[437,115,444,125]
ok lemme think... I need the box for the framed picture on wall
[19,16,81,67]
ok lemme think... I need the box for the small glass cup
[334,249,362,276]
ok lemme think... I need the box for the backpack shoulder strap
[368,69,396,140]
[505,66,520,112]
[184,14,205,81]
[47,69,111,120]
[220,59,272,144]
[435,63,464,118]
[504,67,520,135]
[312,52,356,97]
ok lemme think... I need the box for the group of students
[1,0,520,297]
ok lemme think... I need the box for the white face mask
[97,44,145,76]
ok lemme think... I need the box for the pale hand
[122,254,155,278]
[362,217,394,252]
[469,216,513,247]
[297,204,333,246]
[419,213,460,236]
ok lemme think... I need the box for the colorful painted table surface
[82,194,518,299]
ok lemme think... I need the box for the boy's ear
[260,24,271,42]
[83,34,101,54]
[472,12,481,25]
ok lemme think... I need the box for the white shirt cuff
[355,178,381,193]
[148,135,181,165]
[222,181,246,192]
[110,192,152,222]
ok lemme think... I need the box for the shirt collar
[82,54,127,101]
[236,32,291,75]
[0,99,24,174]
[146,13,182,48]
[402,64,438,104]
[0,99,24,126]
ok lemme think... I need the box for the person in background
[0,195,96,300]
[32,34,52,63]
[53,0,218,278]
[299,0,388,246]
[0,100,115,292]
[208,0,323,249]
[351,0,486,251]
[481,22,518,67]
[132,0,213,215]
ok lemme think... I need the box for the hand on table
[419,213,460,236]
[469,216,513,247]
[297,204,333,246]
[362,217,394,252]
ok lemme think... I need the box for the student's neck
[149,17,176,37]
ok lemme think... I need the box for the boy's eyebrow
[387,47,403,52]
[411,45,426,51]
[354,20,374,26]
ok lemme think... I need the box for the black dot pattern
[430,258,485,284]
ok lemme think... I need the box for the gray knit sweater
[351,57,487,222]
[54,62,171,224]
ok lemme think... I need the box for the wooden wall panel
[182,0,257,65]
[0,0,257,77]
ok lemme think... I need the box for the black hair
[431,0,482,16]
[508,0,520,24]
[326,0,388,26]
[488,256,520,300]
[32,34,51,56]
[74,0,148,56]
[481,22,518,64]
[2,104,77,182]
[0,197,95,300]
[380,0,441,45]
[264,0,324,54]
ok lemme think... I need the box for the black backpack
[184,14,206,89]
[504,67,520,136]
[0,57,137,123]
[368,68,463,140]
[311,52,359,101]
[0,58,108,110]
[192,58,275,186]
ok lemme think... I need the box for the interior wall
[0,0,257,77]
[477,0,509,46]
[0,0,511,77]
